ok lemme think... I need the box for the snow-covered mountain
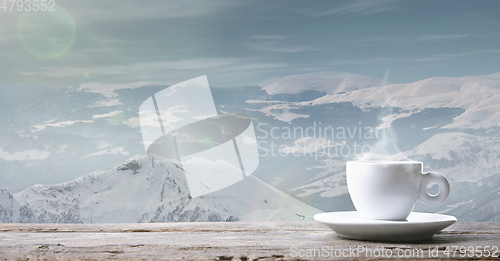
[257,71,388,95]
[304,73,500,129]
[0,82,167,192]
[288,132,500,221]
[438,186,500,222]
[252,72,500,222]
[1,71,499,222]
[403,132,500,182]
[0,155,320,223]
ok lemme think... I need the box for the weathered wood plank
[0,222,498,260]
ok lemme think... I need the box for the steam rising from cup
[356,70,409,162]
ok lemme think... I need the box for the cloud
[246,35,321,53]
[20,58,287,80]
[250,35,291,40]
[330,49,500,65]
[415,34,472,42]
[347,34,473,45]
[402,49,500,62]
[245,42,321,53]
[313,0,401,16]
[64,0,240,22]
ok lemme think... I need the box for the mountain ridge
[1,71,499,222]
[258,71,388,95]
[0,155,320,223]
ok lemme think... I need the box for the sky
[1,0,500,88]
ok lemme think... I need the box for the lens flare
[109,111,127,125]
[201,136,216,149]
[17,5,76,59]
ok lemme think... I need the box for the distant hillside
[0,156,320,223]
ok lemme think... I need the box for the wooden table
[0,222,498,260]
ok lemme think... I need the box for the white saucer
[314,211,457,242]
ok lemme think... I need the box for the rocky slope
[0,156,320,223]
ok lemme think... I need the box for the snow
[0,148,50,162]
[289,157,348,199]
[258,72,500,128]
[293,132,500,199]
[56,144,69,153]
[77,81,158,99]
[403,132,500,182]
[123,117,141,128]
[81,147,130,158]
[182,156,245,198]
[437,200,471,214]
[293,173,348,198]
[310,73,500,128]
[97,141,112,150]
[258,71,386,95]
[376,111,415,130]
[254,103,309,123]
[92,110,122,119]
[32,120,93,132]
[274,112,309,123]
[72,80,163,109]
[0,155,321,223]
[202,172,322,222]
[89,98,122,108]
[280,137,343,155]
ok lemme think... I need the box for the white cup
[346,161,450,221]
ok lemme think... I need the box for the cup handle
[419,171,450,205]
